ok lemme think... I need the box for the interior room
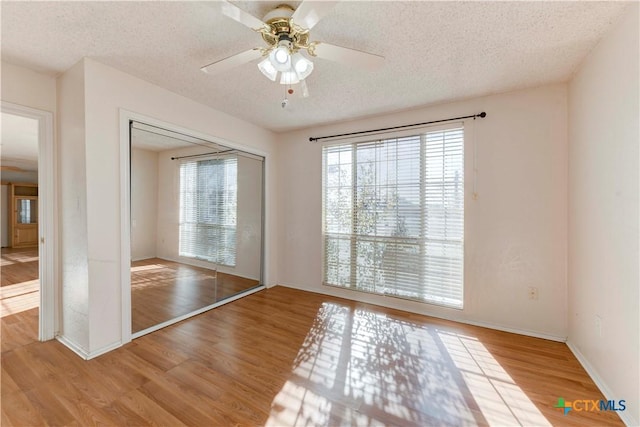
[1,112,41,321]
[1,1,638,426]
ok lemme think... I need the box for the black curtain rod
[171,149,234,160]
[309,112,487,142]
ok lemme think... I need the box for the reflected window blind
[179,156,238,266]
[322,127,464,308]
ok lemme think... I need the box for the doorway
[1,102,56,341]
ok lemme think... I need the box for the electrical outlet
[528,286,538,300]
[595,315,602,338]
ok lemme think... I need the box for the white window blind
[322,127,464,308]
[179,156,238,266]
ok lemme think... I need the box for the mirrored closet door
[129,121,264,335]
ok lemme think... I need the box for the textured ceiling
[1,1,630,132]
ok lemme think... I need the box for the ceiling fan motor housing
[261,4,309,52]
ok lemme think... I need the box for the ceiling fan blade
[220,1,268,31]
[201,49,263,75]
[292,1,340,30]
[312,42,384,70]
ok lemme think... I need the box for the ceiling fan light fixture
[280,70,300,85]
[291,52,314,80]
[258,57,278,81]
[269,44,291,72]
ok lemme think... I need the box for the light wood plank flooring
[1,286,624,426]
[131,258,260,332]
[1,247,39,318]
[1,247,39,287]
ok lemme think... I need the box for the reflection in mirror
[130,121,264,335]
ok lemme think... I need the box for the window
[322,127,464,308]
[179,156,238,266]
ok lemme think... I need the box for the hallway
[1,247,39,318]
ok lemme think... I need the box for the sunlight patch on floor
[1,258,15,267]
[0,279,39,299]
[267,382,334,426]
[1,288,39,317]
[265,302,552,426]
[439,331,551,426]
[130,263,168,272]
[2,253,38,263]
[266,302,479,426]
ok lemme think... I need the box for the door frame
[1,101,57,340]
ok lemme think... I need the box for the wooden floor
[131,258,260,332]
[1,247,39,317]
[1,247,39,287]
[1,286,623,426]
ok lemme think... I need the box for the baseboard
[131,255,155,262]
[458,318,566,342]
[56,335,90,360]
[277,282,567,342]
[87,341,123,360]
[566,341,637,427]
[56,335,123,360]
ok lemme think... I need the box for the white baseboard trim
[131,255,156,262]
[277,282,567,342]
[566,341,636,427]
[56,335,90,360]
[56,335,123,360]
[87,341,123,360]
[458,318,566,342]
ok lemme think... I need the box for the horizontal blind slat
[179,157,238,267]
[322,127,464,308]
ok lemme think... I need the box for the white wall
[155,145,263,280]
[69,58,277,354]
[277,84,569,339]
[568,4,639,426]
[1,61,57,113]
[130,147,158,261]
[56,60,90,353]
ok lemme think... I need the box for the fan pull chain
[282,84,294,108]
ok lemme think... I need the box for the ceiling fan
[201,1,384,102]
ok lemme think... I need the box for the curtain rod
[309,112,487,142]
